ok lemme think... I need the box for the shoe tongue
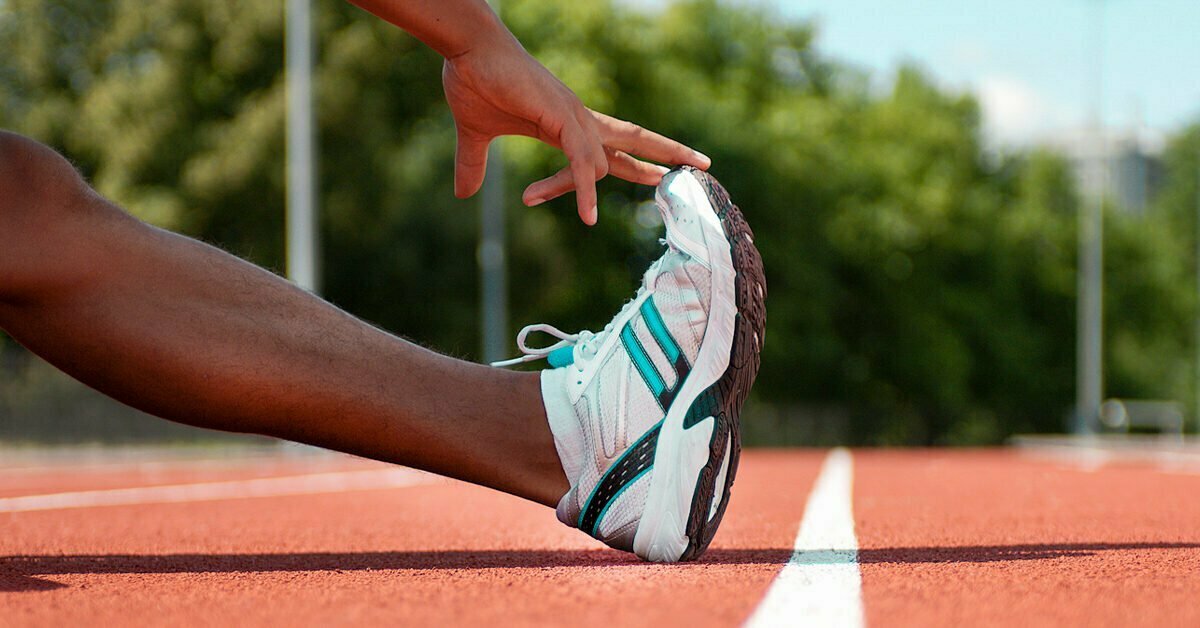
[547,345,575,368]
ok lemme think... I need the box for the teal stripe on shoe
[591,464,653,536]
[640,298,682,364]
[621,323,665,399]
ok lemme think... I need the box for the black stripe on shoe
[578,421,662,537]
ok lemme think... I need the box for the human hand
[442,35,710,225]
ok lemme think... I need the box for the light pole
[1076,0,1105,434]
[478,0,508,364]
[479,141,508,364]
[286,0,319,294]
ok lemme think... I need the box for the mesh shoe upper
[554,261,708,547]
[501,175,720,554]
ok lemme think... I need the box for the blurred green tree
[1132,124,1200,408]
[1,0,1196,444]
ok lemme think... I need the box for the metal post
[1076,0,1105,434]
[286,0,319,293]
[479,141,508,363]
[478,0,507,364]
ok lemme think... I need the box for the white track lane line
[0,468,434,513]
[744,448,864,628]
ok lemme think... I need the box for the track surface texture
[3,448,1200,626]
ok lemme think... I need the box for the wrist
[441,10,518,60]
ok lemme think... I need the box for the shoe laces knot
[491,246,676,369]
[489,324,586,368]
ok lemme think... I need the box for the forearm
[346,0,516,58]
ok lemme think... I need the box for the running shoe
[494,167,766,562]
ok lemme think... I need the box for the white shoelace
[489,324,592,367]
[491,249,673,369]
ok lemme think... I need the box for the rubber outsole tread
[675,166,767,562]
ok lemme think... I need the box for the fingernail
[693,151,711,167]
[527,197,546,207]
[587,205,598,226]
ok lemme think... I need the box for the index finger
[591,111,711,170]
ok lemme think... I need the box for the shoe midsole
[632,171,738,562]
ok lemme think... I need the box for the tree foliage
[1,0,1197,443]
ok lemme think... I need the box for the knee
[0,131,90,221]
[0,132,95,297]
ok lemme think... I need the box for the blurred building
[1050,128,1166,215]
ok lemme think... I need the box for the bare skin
[350,0,711,224]
[0,133,567,505]
[0,1,709,508]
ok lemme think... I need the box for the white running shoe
[495,167,766,562]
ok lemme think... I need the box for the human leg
[0,131,567,506]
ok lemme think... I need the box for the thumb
[454,130,491,199]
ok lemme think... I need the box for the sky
[764,0,1200,147]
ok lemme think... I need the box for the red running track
[2,449,1199,626]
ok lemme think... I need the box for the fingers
[523,150,668,206]
[521,168,573,206]
[607,150,670,185]
[453,130,491,199]
[559,119,608,225]
[580,112,609,178]
[592,112,711,170]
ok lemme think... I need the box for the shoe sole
[632,167,767,562]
